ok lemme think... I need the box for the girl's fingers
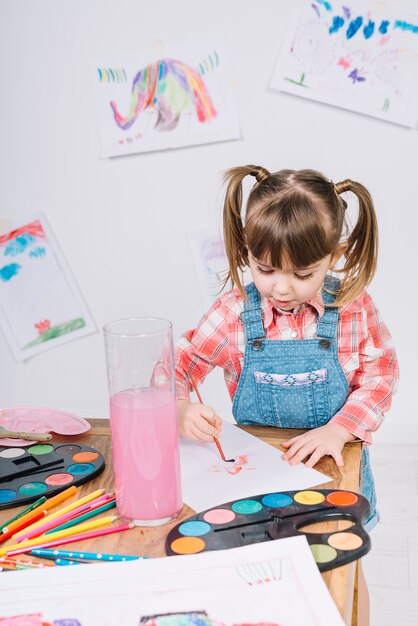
[189,424,215,442]
[304,449,324,468]
[281,435,302,448]
[287,442,316,465]
[195,414,220,439]
[282,437,307,461]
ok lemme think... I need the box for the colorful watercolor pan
[0,442,105,510]
[166,489,371,572]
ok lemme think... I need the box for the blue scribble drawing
[379,20,389,34]
[346,16,363,39]
[0,263,21,281]
[329,16,344,33]
[53,620,83,626]
[363,20,375,39]
[316,0,332,11]
[394,20,418,34]
[29,246,47,258]
[4,233,35,256]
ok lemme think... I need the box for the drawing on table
[0,615,82,626]
[138,612,281,626]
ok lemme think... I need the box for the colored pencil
[44,500,117,534]
[1,515,118,557]
[5,486,78,535]
[55,558,87,566]
[12,488,105,538]
[188,374,234,462]
[0,510,47,544]
[15,496,115,542]
[6,522,135,557]
[0,556,55,569]
[31,548,142,561]
[0,496,47,533]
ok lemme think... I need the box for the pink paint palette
[0,407,91,446]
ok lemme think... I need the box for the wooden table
[0,420,362,625]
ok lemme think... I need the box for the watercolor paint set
[0,443,105,510]
[166,489,371,571]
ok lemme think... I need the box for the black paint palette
[166,489,371,572]
[0,442,105,510]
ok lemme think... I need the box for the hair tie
[249,166,270,184]
[335,179,352,195]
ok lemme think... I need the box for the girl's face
[248,252,336,312]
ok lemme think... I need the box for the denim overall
[232,277,378,530]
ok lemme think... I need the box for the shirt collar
[261,292,325,327]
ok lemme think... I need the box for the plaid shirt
[175,285,399,444]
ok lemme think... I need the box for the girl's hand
[177,399,222,442]
[281,423,356,468]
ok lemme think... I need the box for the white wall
[0,0,417,443]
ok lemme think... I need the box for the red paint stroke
[34,319,51,335]
[0,221,45,245]
[210,454,255,475]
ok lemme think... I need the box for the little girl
[175,165,399,532]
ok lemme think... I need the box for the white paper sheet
[270,0,418,127]
[91,41,240,157]
[0,213,96,361]
[180,421,331,512]
[0,537,344,625]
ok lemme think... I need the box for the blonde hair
[222,165,378,307]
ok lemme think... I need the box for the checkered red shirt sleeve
[330,292,399,444]
[175,295,237,401]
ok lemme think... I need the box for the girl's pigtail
[222,165,270,297]
[335,179,378,305]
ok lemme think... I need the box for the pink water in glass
[109,388,182,525]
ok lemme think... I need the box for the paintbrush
[188,374,235,463]
[0,426,52,441]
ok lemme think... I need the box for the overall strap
[240,283,266,342]
[316,275,340,340]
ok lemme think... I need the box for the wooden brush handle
[0,429,52,441]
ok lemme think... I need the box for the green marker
[0,495,47,533]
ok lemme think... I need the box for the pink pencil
[6,523,135,557]
[16,494,115,542]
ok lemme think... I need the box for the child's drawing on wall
[0,213,96,361]
[92,43,240,157]
[270,0,418,126]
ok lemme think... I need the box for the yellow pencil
[12,488,105,539]
[4,486,78,534]
[1,514,117,557]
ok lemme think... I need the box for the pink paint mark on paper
[209,453,255,475]
[379,35,391,46]
[338,57,351,69]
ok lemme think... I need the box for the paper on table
[0,536,344,626]
[180,421,332,511]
